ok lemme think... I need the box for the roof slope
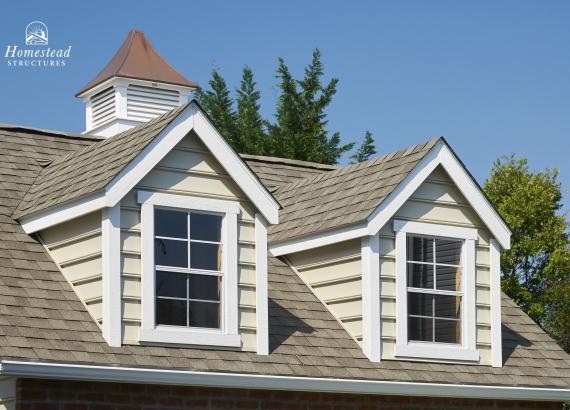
[12,105,186,220]
[270,137,440,243]
[0,129,569,388]
[76,30,198,96]
[241,154,336,191]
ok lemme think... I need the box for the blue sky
[1,1,569,210]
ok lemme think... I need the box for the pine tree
[236,67,266,155]
[350,131,376,164]
[195,70,239,150]
[268,49,354,164]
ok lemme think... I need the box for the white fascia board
[19,192,106,234]
[269,223,368,256]
[437,146,511,249]
[21,101,279,234]
[192,109,279,225]
[1,360,568,402]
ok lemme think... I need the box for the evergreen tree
[195,70,239,150]
[268,49,354,164]
[350,131,376,164]
[236,67,266,155]
[484,156,570,351]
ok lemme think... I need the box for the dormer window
[138,191,241,347]
[394,220,479,362]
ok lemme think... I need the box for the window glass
[155,238,187,267]
[409,316,433,342]
[188,274,221,301]
[155,209,187,238]
[156,299,187,326]
[156,271,186,298]
[408,293,433,317]
[435,239,462,265]
[190,213,222,242]
[190,242,222,271]
[434,319,460,343]
[188,301,220,328]
[407,263,434,289]
[407,236,434,263]
[436,265,461,291]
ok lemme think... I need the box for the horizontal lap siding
[119,132,257,350]
[39,211,103,328]
[288,239,362,344]
[380,166,492,363]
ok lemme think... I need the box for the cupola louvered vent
[90,87,116,128]
[127,85,180,122]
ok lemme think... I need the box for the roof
[1,127,569,390]
[241,154,336,191]
[269,137,440,243]
[12,105,187,220]
[76,30,198,97]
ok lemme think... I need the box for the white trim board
[1,360,568,401]
[19,101,279,234]
[269,139,510,257]
[255,213,269,355]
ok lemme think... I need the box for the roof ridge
[0,124,103,141]
[275,136,442,195]
[240,154,337,171]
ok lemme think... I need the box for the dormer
[76,30,198,137]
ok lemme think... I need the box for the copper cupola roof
[76,29,198,97]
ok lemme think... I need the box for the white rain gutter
[1,360,569,402]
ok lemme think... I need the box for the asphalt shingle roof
[269,137,440,243]
[12,104,187,220]
[0,125,569,389]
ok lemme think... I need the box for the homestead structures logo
[26,21,48,45]
[4,21,72,67]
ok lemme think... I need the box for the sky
[1,1,569,211]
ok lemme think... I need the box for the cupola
[76,29,198,137]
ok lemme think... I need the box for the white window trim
[137,190,241,347]
[393,219,479,362]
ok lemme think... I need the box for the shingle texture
[12,104,187,219]
[0,126,569,389]
[269,138,440,243]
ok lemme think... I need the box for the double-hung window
[138,191,241,347]
[394,220,479,362]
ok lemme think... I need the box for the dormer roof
[75,29,198,97]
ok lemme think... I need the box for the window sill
[139,326,241,347]
[395,342,480,362]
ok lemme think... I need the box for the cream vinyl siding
[288,239,363,344]
[119,131,257,350]
[40,211,103,327]
[379,165,492,364]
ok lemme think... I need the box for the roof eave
[1,360,568,402]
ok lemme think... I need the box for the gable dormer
[76,30,198,137]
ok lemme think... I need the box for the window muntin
[154,208,223,329]
[406,235,463,344]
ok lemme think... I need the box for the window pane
[155,239,187,268]
[188,301,220,328]
[436,265,461,291]
[190,242,222,271]
[434,294,461,319]
[409,316,433,342]
[156,271,186,298]
[155,209,187,238]
[407,263,434,289]
[407,236,434,263]
[156,298,187,326]
[435,239,462,265]
[188,274,221,301]
[190,213,222,242]
[408,292,433,317]
[435,319,461,343]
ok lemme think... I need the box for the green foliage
[484,156,570,351]
[350,131,376,164]
[267,49,354,164]
[197,50,359,164]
